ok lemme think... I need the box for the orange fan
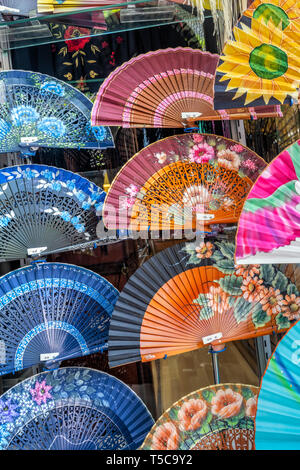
[91,48,282,128]
[141,383,258,450]
[103,133,266,234]
[108,239,299,367]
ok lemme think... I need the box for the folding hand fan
[235,140,300,264]
[0,262,119,375]
[0,1,37,16]
[37,0,127,13]
[0,163,110,261]
[91,48,283,128]
[141,383,258,450]
[108,239,299,367]
[0,70,114,156]
[214,0,300,109]
[0,367,154,450]
[255,319,300,449]
[103,133,266,233]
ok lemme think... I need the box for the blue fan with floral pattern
[0,163,119,260]
[0,367,154,450]
[0,262,119,375]
[0,70,114,156]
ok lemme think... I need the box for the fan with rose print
[141,383,258,450]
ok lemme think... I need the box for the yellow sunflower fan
[214,0,300,109]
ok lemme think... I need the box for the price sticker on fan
[40,352,59,362]
[27,247,47,256]
[21,137,39,144]
[202,332,223,345]
[196,213,215,221]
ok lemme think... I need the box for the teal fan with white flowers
[0,70,114,156]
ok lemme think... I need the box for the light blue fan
[0,367,154,450]
[0,163,121,260]
[0,262,119,375]
[0,70,114,156]
[255,319,300,450]
[0,1,37,15]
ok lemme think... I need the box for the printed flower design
[125,184,139,198]
[217,149,240,171]
[206,285,231,314]
[235,265,260,278]
[178,399,208,431]
[37,117,66,139]
[188,143,215,164]
[0,398,19,423]
[282,294,300,320]
[155,152,167,164]
[192,134,205,144]
[211,389,243,419]
[151,422,180,450]
[260,287,285,316]
[241,276,265,303]
[246,396,257,418]
[223,196,234,209]
[30,380,52,406]
[40,81,65,97]
[10,105,40,126]
[241,159,257,172]
[91,126,107,142]
[195,242,214,259]
[230,144,244,153]
[64,26,91,52]
[182,185,213,207]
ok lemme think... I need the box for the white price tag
[202,332,223,345]
[40,352,59,362]
[27,247,47,255]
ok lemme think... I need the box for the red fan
[91,48,282,128]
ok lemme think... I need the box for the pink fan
[236,139,300,264]
[91,48,282,128]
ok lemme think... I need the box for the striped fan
[91,48,283,128]
[0,70,114,156]
[0,262,119,375]
[0,367,154,450]
[108,239,298,367]
[0,1,37,15]
[141,383,258,450]
[0,163,109,261]
[235,140,300,264]
[214,0,300,109]
[255,319,300,449]
[103,133,266,233]
[37,0,127,13]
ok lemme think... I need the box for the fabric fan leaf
[216,275,243,296]
[0,367,154,450]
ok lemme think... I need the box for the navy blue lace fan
[0,70,114,156]
[0,367,154,450]
[0,163,118,260]
[0,262,119,375]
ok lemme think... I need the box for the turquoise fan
[0,70,114,156]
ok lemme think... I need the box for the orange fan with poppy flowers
[108,239,300,368]
[103,133,266,235]
[140,383,258,450]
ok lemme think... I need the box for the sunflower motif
[245,0,300,31]
[217,16,300,105]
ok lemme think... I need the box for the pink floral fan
[103,133,266,234]
[91,48,282,128]
[235,140,300,264]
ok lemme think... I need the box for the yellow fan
[37,0,123,13]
